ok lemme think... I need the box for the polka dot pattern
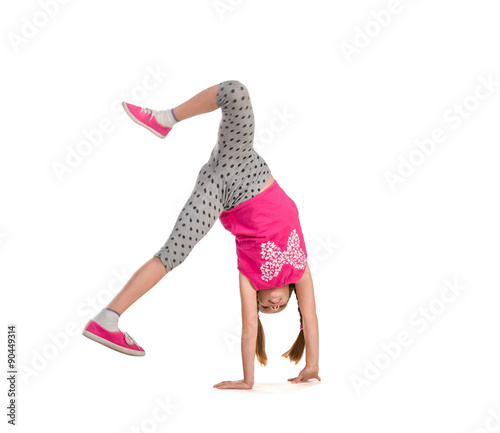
[154,80,272,272]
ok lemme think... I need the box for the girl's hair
[255,284,305,366]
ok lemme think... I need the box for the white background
[2,0,500,432]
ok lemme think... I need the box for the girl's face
[257,284,290,314]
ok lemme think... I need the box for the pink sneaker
[122,102,172,139]
[82,319,146,356]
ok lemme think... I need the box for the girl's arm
[213,272,258,390]
[239,272,259,385]
[289,262,321,383]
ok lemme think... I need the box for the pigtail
[255,298,268,366]
[281,285,306,364]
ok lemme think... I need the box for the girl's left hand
[288,366,321,384]
[213,379,253,390]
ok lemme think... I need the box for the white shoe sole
[82,329,146,356]
[122,102,167,139]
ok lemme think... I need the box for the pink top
[219,180,308,291]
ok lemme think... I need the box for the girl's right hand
[288,365,321,384]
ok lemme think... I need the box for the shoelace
[123,331,139,347]
[140,107,157,120]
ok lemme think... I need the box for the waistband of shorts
[221,178,279,215]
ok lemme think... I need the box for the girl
[82,80,321,389]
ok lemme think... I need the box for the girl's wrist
[242,371,254,385]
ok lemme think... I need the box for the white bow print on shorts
[260,229,306,282]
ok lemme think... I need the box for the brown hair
[255,284,305,366]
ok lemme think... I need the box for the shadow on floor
[249,380,322,394]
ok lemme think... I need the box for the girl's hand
[288,366,321,384]
[213,379,253,390]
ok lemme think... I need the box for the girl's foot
[82,319,146,356]
[122,102,175,139]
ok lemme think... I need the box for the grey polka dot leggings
[154,80,272,272]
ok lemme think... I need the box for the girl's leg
[172,84,220,121]
[104,83,224,316]
[105,256,166,315]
